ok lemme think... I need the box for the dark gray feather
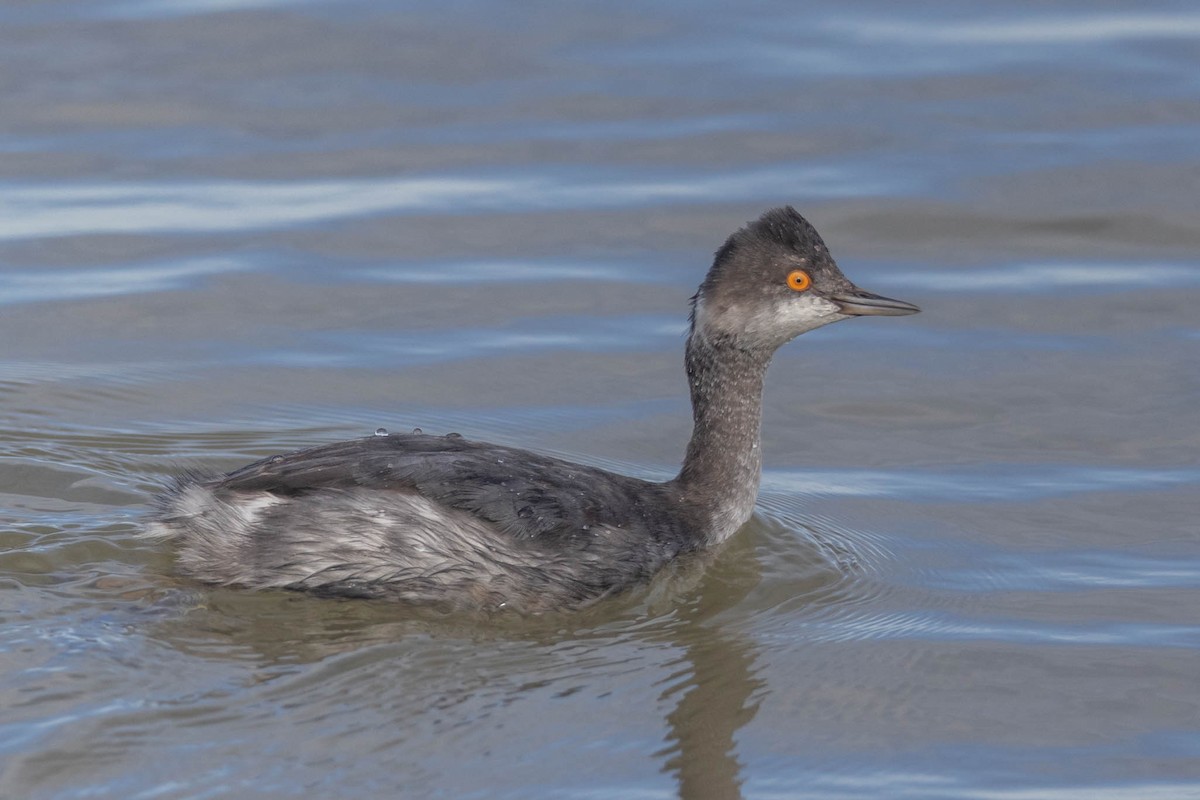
[215,433,702,549]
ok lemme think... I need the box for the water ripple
[251,315,684,367]
[883,262,1200,293]
[0,258,247,306]
[355,260,661,285]
[109,0,322,18]
[796,773,1196,800]
[927,551,1200,592]
[764,465,1200,502]
[847,12,1200,45]
[0,165,906,241]
[800,612,1200,648]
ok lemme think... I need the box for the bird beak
[831,289,921,317]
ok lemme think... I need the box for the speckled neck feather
[673,331,771,544]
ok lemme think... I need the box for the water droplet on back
[374,427,388,436]
[445,432,463,440]
[517,505,534,519]
[270,455,284,463]
[411,427,423,435]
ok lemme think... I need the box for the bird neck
[673,330,772,544]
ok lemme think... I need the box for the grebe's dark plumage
[147,207,919,612]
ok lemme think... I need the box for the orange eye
[786,270,812,291]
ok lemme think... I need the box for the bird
[146,207,919,612]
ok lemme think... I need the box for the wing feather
[211,434,691,546]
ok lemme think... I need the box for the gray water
[1,1,1198,798]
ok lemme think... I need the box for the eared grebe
[147,207,919,612]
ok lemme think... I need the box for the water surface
[1,1,1198,798]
